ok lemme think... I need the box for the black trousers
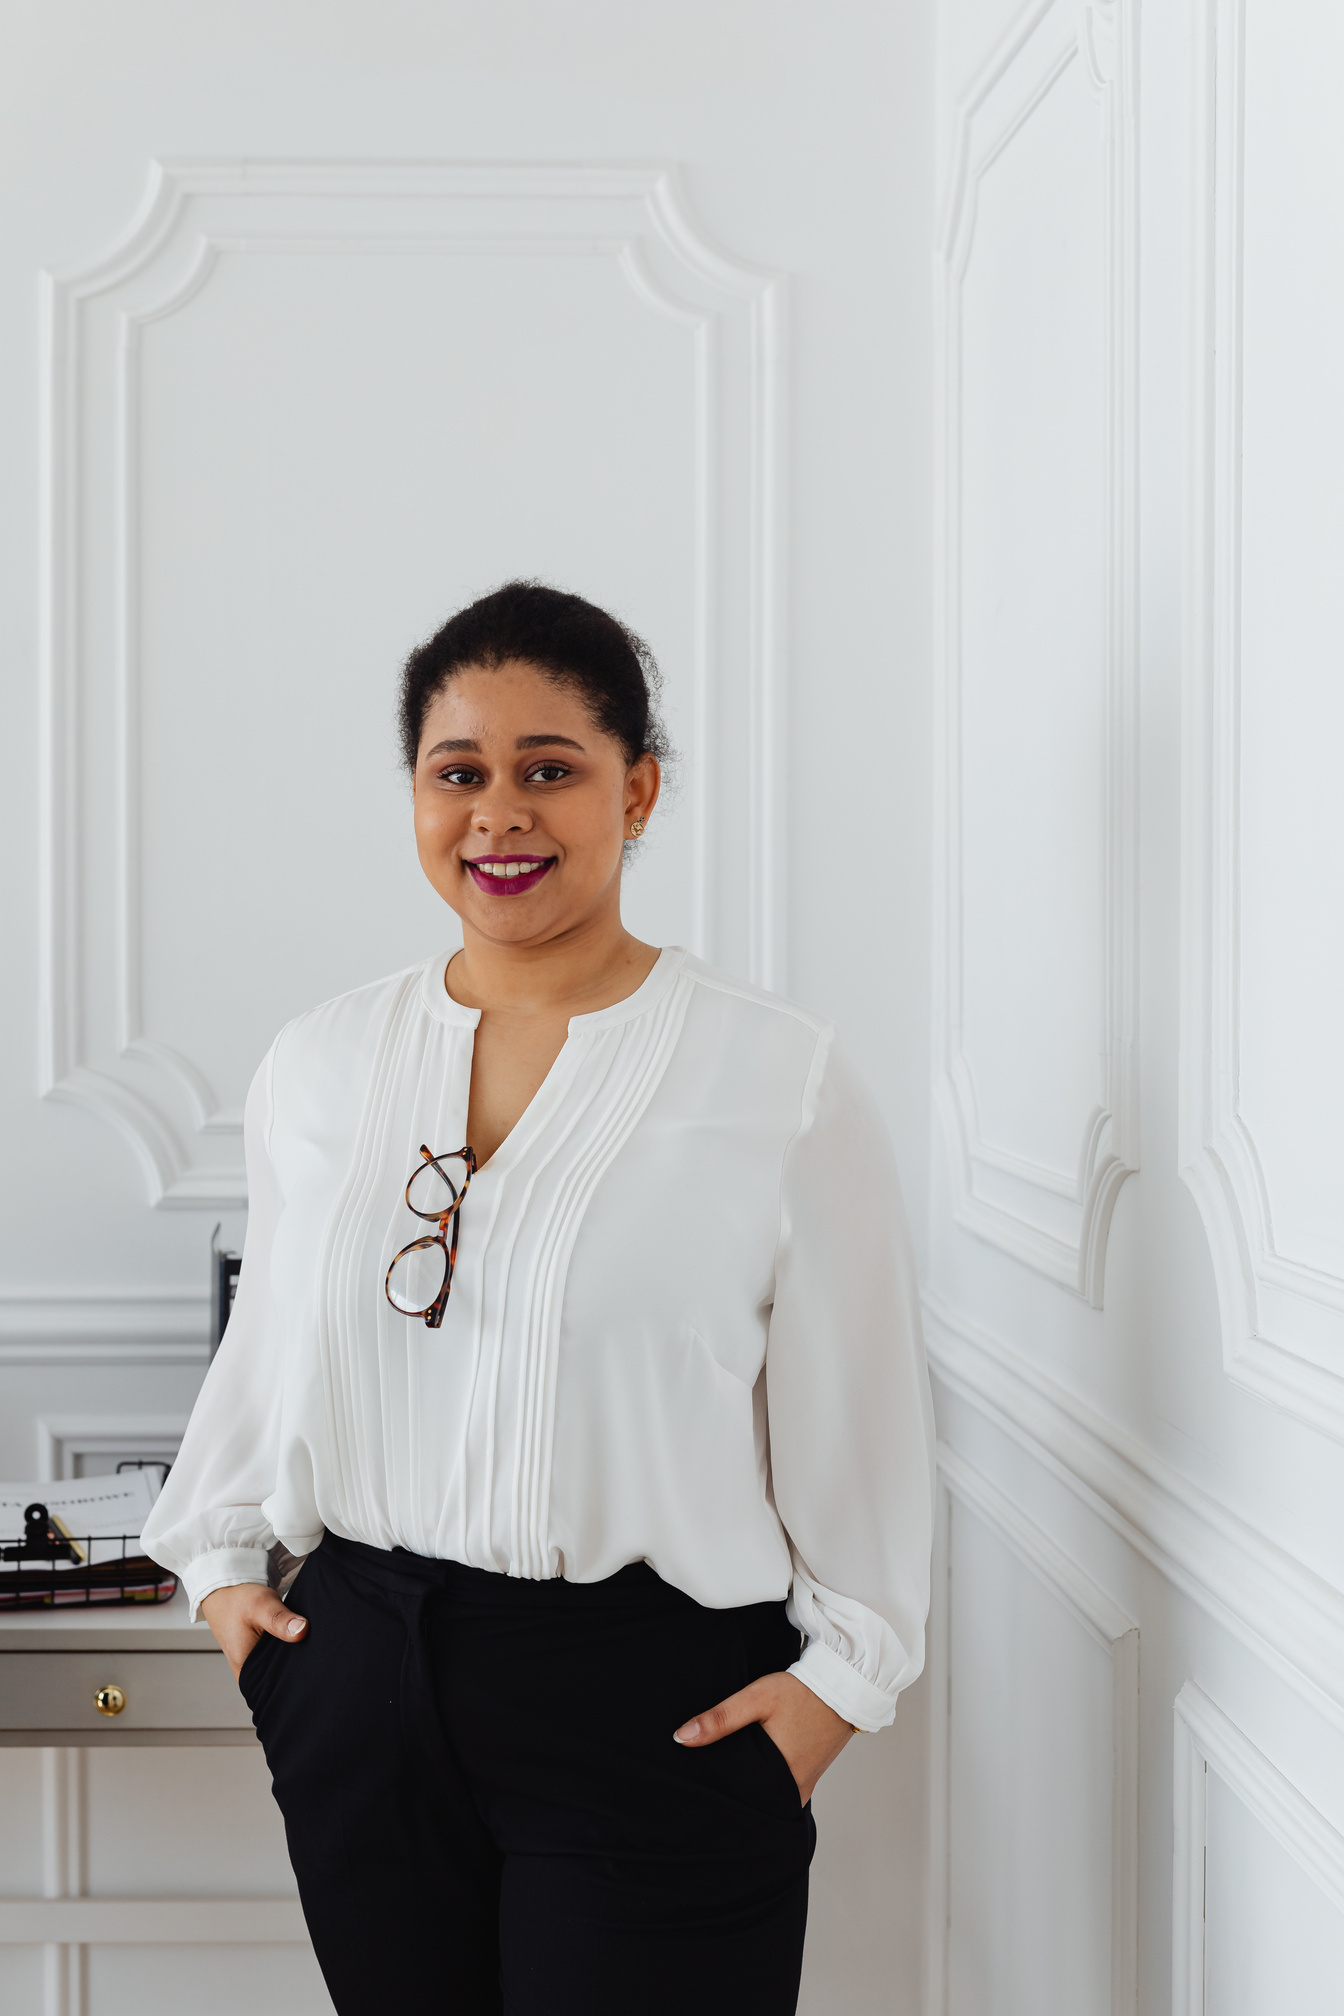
[240,1534,816,2015]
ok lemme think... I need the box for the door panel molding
[927,1439,1139,2016]
[1172,1683,1344,2014]
[1180,0,1344,1440]
[933,0,1140,1304]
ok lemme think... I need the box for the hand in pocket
[672,1670,854,1804]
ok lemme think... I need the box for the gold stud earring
[630,818,646,837]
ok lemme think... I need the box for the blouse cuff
[789,1640,898,1733]
[181,1547,272,1624]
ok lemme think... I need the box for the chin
[470,899,560,937]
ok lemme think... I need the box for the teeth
[505,862,520,878]
[474,860,545,879]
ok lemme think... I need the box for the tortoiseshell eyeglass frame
[384,1143,477,1329]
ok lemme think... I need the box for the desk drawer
[0,1651,252,1731]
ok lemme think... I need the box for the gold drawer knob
[94,1685,126,1717]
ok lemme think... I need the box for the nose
[471,777,532,837]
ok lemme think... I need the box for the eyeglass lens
[407,1156,463,1220]
[386,1238,450,1315]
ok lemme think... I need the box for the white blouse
[143,947,934,1731]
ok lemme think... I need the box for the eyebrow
[423,734,587,758]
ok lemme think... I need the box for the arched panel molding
[38,160,786,1208]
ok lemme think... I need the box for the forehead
[423,657,584,729]
[421,660,595,741]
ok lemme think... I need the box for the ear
[625,753,661,825]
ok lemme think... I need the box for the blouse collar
[418,944,686,1034]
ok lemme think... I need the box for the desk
[0,1591,254,1745]
[0,1595,311,1982]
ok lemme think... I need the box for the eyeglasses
[385,1144,477,1329]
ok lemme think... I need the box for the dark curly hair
[398,580,672,778]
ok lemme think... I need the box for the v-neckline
[419,946,685,1178]
[465,1026,585,1178]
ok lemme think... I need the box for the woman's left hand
[673,1671,855,1804]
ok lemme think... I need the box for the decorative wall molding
[20,1743,306,2002]
[1180,0,1344,1440]
[35,1413,188,1481]
[39,158,787,1208]
[933,0,1139,1304]
[0,1896,308,1944]
[924,1292,1344,1739]
[0,1343,206,1369]
[928,1441,1139,2016]
[39,1745,83,2016]
[1172,1683,1344,2015]
[0,1291,208,1366]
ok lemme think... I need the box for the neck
[447,903,657,1018]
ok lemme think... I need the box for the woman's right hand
[199,1582,309,1681]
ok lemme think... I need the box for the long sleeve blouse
[142,947,935,1731]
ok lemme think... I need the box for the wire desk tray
[0,1469,177,1609]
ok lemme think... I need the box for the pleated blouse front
[142,946,935,1730]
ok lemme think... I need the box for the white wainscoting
[1179,0,1344,1441]
[40,159,787,1211]
[933,0,1139,1304]
[928,0,1344,2008]
[923,1293,1344,1739]
[927,1441,1138,2016]
[1172,1684,1344,2016]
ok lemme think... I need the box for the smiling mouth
[463,854,557,895]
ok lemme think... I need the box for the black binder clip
[1,1502,80,1563]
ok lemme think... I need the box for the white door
[0,6,936,2013]
[926,0,1344,2012]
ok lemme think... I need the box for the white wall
[0,4,936,2012]
[26,5,1344,2010]
[927,2,1344,2013]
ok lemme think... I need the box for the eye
[527,762,573,784]
[437,765,482,787]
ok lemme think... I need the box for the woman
[143,581,934,2016]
